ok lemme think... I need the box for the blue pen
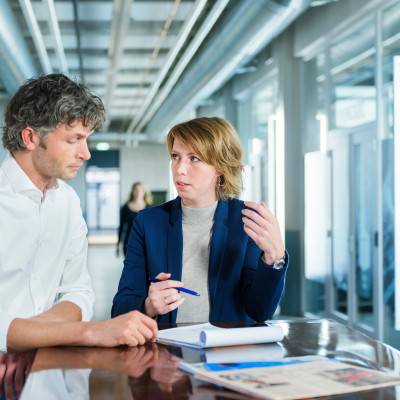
[149,278,200,296]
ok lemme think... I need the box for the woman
[116,182,153,257]
[112,117,288,323]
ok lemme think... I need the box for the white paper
[156,323,284,349]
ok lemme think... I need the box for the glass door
[327,124,378,337]
[352,127,377,331]
[329,132,350,319]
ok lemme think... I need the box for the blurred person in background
[116,182,153,257]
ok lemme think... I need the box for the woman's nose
[176,159,187,174]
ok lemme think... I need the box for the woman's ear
[21,127,40,151]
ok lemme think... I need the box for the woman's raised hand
[241,201,285,265]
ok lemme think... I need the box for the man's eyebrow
[75,132,93,138]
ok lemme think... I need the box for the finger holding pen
[144,272,185,317]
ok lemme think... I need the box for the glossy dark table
[15,319,400,399]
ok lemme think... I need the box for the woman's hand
[144,273,185,317]
[241,201,285,265]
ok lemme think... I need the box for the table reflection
[19,344,192,399]
[14,319,400,400]
[0,350,36,400]
[278,319,400,373]
[20,369,90,400]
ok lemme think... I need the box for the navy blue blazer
[111,197,288,323]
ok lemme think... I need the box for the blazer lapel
[208,200,228,302]
[167,197,183,281]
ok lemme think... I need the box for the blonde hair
[166,117,243,200]
[128,182,153,206]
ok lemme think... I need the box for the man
[0,74,157,353]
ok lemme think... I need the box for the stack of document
[200,343,284,363]
[156,322,284,349]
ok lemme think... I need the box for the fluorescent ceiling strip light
[19,0,52,73]
[44,0,68,73]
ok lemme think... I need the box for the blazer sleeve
[111,211,149,318]
[241,237,289,322]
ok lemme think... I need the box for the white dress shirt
[0,153,94,352]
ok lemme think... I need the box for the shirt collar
[1,152,59,204]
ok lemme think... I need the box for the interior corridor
[87,234,123,321]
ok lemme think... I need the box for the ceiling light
[96,142,110,151]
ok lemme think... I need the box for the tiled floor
[87,243,124,321]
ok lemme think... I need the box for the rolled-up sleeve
[0,313,15,352]
[54,199,94,322]
[55,235,95,321]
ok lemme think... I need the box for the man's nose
[78,141,91,160]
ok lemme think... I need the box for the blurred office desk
[18,319,400,399]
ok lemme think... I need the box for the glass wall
[302,1,400,346]
[381,0,400,346]
[302,0,400,348]
[252,78,278,205]
[330,18,376,130]
[237,73,278,208]
[329,16,377,332]
[329,15,377,330]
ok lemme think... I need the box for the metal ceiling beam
[125,0,212,135]
[104,0,133,128]
[144,0,312,141]
[124,0,182,147]
[0,0,38,93]
[72,0,84,82]
[129,0,229,138]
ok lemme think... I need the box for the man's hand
[7,304,157,351]
[84,310,158,347]
[0,351,36,399]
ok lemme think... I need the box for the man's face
[32,121,93,183]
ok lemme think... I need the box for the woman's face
[133,184,145,200]
[171,139,221,208]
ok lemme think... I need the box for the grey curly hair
[2,73,106,153]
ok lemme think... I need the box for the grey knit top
[176,200,218,323]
